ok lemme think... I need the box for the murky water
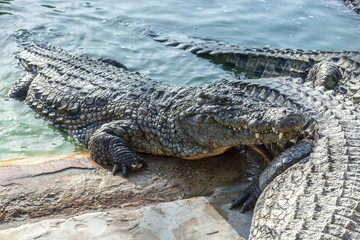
[0,0,359,160]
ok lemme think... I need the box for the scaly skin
[234,77,360,239]
[9,41,305,176]
[153,34,360,239]
[152,33,360,109]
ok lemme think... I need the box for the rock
[0,189,251,240]
[0,147,265,239]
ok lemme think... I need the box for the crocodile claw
[112,156,147,177]
[112,164,121,175]
[121,164,128,176]
[230,180,262,213]
[111,163,129,176]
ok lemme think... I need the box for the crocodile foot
[230,180,262,213]
[88,120,147,177]
[112,155,146,176]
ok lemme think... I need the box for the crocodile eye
[216,96,230,104]
[196,92,212,105]
[197,92,212,99]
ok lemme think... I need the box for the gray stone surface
[0,149,263,239]
[0,194,249,240]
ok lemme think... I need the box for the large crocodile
[9,41,305,176]
[152,35,360,238]
[230,76,360,239]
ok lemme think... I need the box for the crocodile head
[178,90,305,158]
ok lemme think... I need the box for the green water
[0,0,359,160]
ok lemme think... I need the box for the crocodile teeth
[255,133,260,139]
[272,127,276,132]
[233,127,237,131]
[279,132,284,140]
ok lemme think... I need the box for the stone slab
[0,147,265,239]
[0,190,251,240]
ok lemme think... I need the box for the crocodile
[10,32,360,238]
[152,35,360,238]
[9,41,305,176]
[151,33,360,109]
[229,76,360,239]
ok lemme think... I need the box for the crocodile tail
[150,32,360,108]
[149,32,316,80]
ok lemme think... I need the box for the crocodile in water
[9,41,305,176]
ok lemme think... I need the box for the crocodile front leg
[231,140,313,212]
[88,120,146,176]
